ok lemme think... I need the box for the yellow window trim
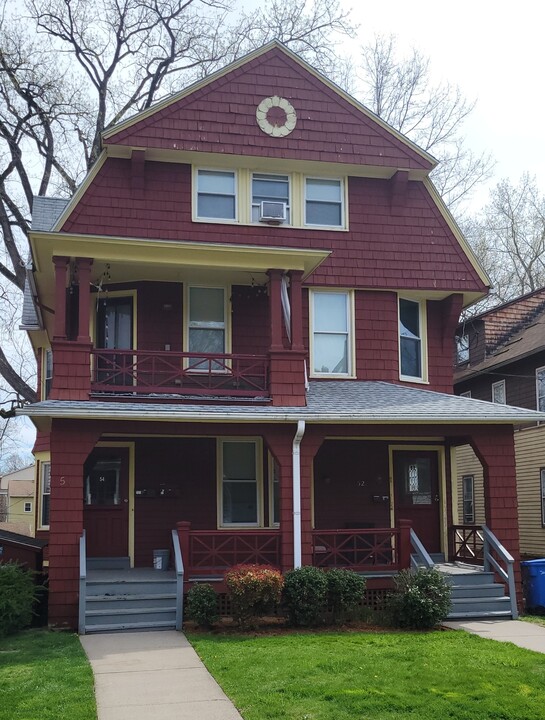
[183,284,232,365]
[36,455,51,531]
[309,288,356,379]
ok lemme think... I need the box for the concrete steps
[83,558,178,634]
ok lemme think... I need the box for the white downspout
[292,420,306,568]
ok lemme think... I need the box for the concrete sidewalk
[444,619,545,653]
[80,631,243,720]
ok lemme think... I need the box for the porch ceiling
[19,380,545,431]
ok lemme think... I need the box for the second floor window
[456,334,470,364]
[492,379,506,404]
[399,298,424,380]
[188,287,226,369]
[311,290,352,376]
[536,367,545,411]
[196,169,236,220]
[40,461,51,528]
[44,348,53,399]
[252,173,290,223]
[305,178,343,227]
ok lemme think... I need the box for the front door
[83,448,129,558]
[393,450,441,553]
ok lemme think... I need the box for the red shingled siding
[231,286,269,355]
[106,48,429,171]
[136,282,183,352]
[62,160,485,295]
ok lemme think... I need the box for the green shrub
[326,568,366,622]
[283,566,328,627]
[225,564,284,626]
[385,568,452,629]
[186,583,219,628]
[0,562,36,637]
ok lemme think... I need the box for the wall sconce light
[162,303,172,311]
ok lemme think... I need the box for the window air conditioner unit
[259,201,287,223]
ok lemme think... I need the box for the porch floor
[435,562,484,575]
[87,568,176,582]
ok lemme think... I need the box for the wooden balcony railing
[177,523,281,576]
[450,524,484,564]
[312,525,412,572]
[90,349,269,397]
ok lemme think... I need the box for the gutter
[292,420,306,569]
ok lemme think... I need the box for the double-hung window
[40,461,51,528]
[492,379,506,404]
[456,334,470,364]
[196,169,236,220]
[219,439,261,526]
[311,290,352,376]
[536,367,545,411]
[251,173,290,223]
[462,475,475,524]
[305,178,343,227]
[188,287,227,370]
[43,348,53,399]
[399,298,425,380]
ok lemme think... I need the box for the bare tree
[0,0,355,402]
[357,35,494,213]
[466,175,545,306]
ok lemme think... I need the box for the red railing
[90,349,269,397]
[312,527,411,572]
[177,523,281,575]
[450,525,484,564]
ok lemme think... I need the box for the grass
[0,629,96,720]
[189,629,545,719]
[521,614,545,628]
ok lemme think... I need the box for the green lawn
[0,629,96,720]
[521,614,545,628]
[189,630,545,719]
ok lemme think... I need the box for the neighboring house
[454,288,545,558]
[17,42,544,631]
[0,466,35,537]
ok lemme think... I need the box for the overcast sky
[337,0,545,207]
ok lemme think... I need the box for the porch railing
[410,528,434,569]
[312,525,412,572]
[78,530,87,635]
[451,524,484,564]
[483,525,518,620]
[90,349,269,397]
[171,529,185,631]
[177,523,281,575]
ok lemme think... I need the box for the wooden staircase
[82,558,178,634]
[440,566,514,620]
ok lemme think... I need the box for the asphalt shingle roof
[18,381,545,425]
[31,196,69,232]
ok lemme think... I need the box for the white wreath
[256,96,297,137]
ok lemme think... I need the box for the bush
[385,568,452,629]
[283,566,328,627]
[225,564,284,626]
[186,583,219,628]
[0,562,36,637]
[326,568,366,622]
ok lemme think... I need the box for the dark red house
[19,42,542,631]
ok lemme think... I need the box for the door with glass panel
[393,450,441,553]
[96,296,133,385]
[83,449,129,558]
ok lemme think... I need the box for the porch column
[288,270,304,352]
[53,256,70,340]
[48,419,101,629]
[267,269,284,351]
[300,428,326,566]
[470,426,522,607]
[76,257,93,342]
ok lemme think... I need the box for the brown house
[18,42,544,632]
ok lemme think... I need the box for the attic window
[456,334,470,364]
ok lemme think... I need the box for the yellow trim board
[51,152,107,232]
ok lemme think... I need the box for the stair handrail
[482,525,518,619]
[171,529,185,631]
[409,528,435,569]
[78,530,87,635]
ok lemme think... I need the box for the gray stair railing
[410,528,434,569]
[482,525,518,619]
[79,530,87,635]
[171,529,185,630]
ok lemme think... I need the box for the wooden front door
[84,448,129,558]
[393,450,441,554]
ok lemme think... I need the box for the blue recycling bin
[521,559,545,610]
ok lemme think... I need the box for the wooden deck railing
[450,524,484,563]
[90,349,269,397]
[312,523,412,572]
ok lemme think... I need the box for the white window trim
[193,167,238,223]
[217,438,263,528]
[541,468,545,527]
[250,172,292,226]
[536,366,545,411]
[42,347,53,401]
[303,176,346,229]
[492,379,506,404]
[24,501,32,513]
[183,284,231,368]
[460,390,472,398]
[462,474,475,524]
[456,333,470,364]
[398,296,428,383]
[309,288,355,379]
[38,460,51,530]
